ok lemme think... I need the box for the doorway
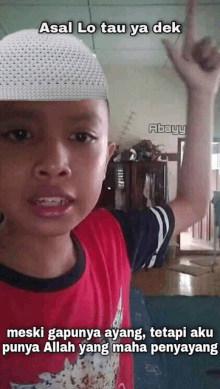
[178,138,220,253]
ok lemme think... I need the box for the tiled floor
[131,254,220,296]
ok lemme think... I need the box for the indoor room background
[1,2,220,388]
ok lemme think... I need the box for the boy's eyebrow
[0,106,103,124]
[0,108,38,121]
[68,112,103,125]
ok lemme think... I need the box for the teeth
[35,197,67,206]
[37,197,63,202]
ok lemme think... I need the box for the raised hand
[162,0,220,96]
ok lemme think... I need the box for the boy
[0,0,219,388]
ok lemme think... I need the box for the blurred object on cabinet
[97,161,168,210]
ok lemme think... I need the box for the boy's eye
[1,129,31,142]
[0,130,96,143]
[70,132,95,143]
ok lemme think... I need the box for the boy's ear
[107,142,116,162]
[103,142,116,180]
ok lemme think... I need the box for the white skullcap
[0,29,108,100]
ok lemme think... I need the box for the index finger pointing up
[182,0,197,61]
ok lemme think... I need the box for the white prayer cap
[0,29,108,100]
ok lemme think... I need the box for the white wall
[103,64,186,200]
[104,64,186,148]
[103,63,220,201]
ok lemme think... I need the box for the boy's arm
[162,0,220,236]
[169,89,215,237]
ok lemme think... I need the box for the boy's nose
[33,140,72,181]
[33,163,72,180]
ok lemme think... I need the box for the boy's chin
[1,214,84,237]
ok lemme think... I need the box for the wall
[103,64,186,201]
[103,63,220,201]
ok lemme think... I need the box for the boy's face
[0,99,115,236]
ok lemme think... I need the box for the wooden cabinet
[97,161,168,210]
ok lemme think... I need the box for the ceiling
[0,0,219,67]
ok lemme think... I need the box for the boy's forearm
[177,90,215,217]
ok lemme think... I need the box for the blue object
[130,287,220,389]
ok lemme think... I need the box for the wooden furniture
[97,161,168,210]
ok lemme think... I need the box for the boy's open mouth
[29,199,75,217]
[29,188,75,216]
[33,197,71,207]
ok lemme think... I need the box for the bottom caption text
[2,326,218,356]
